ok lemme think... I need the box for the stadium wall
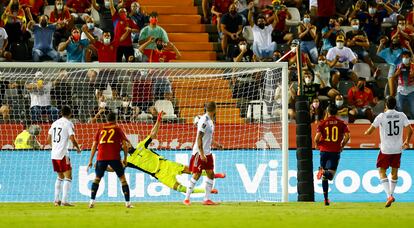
[0,150,413,202]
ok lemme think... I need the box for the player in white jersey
[184,101,223,206]
[364,96,413,207]
[47,106,81,206]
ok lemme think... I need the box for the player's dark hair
[327,103,338,115]
[61,106,72,117]
[107,112,117,122]
[385,96,397,109]
[206,101,216,112]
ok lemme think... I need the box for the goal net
[0,62,288,203]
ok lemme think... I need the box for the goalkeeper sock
[91,182,100,200]
[322,179,329,200]
[54,178,63,202]
[185,178,196,200]
[122,184,130,202]
[62,178,72,203]
[204,178,214,201]
[381,178,391,198]
[390,179,397,196]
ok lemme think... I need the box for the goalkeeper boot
[183,199,191,206]
[54,200,61,206]
[211,189,218,194]
[214,173,226,179]
[317,167,324,180]
[385,196,395,208]
[202,199,219,206]
[324,199,330,206]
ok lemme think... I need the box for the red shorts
[52,156,72,173]
[376,151,401,169]
[189,153,214,173]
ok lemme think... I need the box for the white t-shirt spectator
[49,117,75,160]
[81,27,103,41]
[252,25,273,50]
[192,113,215,156]
[326,46,357,69]
[0,27,8,50]
[29,82,53,107]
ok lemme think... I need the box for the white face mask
[368,8,376,14]
[336,42,344,49]
[335,100,344,107]
[239,44,247,50]
[99,102,106,108]
[318,60,326,65]
[352,25,359,31]
[303,18,311,24]
[402,57,410,65]
[56,4,63,10]
[87,23,94,30]
[398,24,406,30]
[103,38,111,45]
[104,0,110,8]
[122,101,129,108]
[304,78,312,84]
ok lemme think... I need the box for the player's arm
[87,141,98,171]
[212,140,223,149]
[364,125,376,135]
[122,139,129,166]
[149,112,165,139]
[69,135,81,153]
[197,131,206,161]
[403,125,413,149]
[341,132,350,149]
[47,134,52,146]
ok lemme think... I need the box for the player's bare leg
[119,175,132,208]
[89,177,101,208]
[202,169,218,206]
[183,172,202,206]
[61,170,74,206]
[379,168,394,207]
[54,172,64,206]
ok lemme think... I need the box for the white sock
[54,178,63,202]
[185,178,197,200]
[381,178,391,198]
[90,199,95,204]
[390,179,397,196]
[204,178,214,201]
[62,178,72,203]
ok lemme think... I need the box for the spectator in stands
[280,39,310,82]
[335,0,354,20]
[52,70,73,110]
[138,12,169,50]
[348,0,369,28]
[310,97,323,123]
[113,7,139,62]
[316,0,336,29]
[247,2,277,61]
[346,18,377,75]
[391,51,414,119]
[220,3,243,56]
[49,0,73,49]
[26,71,59,123]
[66,0,92,23]
[73,69,99,122]
[308,54,340,99]
[320,16,342,55]
[326,34,357,88]
[301,70,321,104]
[209,0,232,33]
[139,37,181,62]
[391,16,413,50]
[347,77,376,123]
[298,12,318,63]
[118,0,138,12]
[91,95,111,123]
[231,37,253,62]
[333,94,350,122]
[0,24,12,61]
[131,70,153,115]
[364,1,391,44]
[14,122,42,149]
[91,0,114,35]
[19,0,47,22]
[82,28,117,62]
[235,0,249,25]
[129,1,148,42]
[118,94,133,122]
[58,27,89,62]
[377,35,411,96]
[0,77,17,122]
[268,1,293,46]
[27,15,62,62]
[81,16,103,62]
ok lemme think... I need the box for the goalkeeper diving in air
[108,112,225,194]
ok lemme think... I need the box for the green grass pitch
[1,202,414,227]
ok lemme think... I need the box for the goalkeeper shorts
[154,160,185,189]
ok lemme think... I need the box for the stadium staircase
[141,0,243,124]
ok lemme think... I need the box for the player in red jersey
[314,104,350,206]
[87,112,132,208]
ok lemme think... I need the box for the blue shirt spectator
[28,16,60,62]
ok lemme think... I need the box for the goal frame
[1,62,289,202]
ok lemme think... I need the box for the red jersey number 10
[324,126,338,142]
[99,129,115,144]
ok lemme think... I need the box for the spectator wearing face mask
[113,7,139,62]
[310,97,323,123]
[377,36,411,96]
[391,16,413,50]
[138,11,169,50]
[301,70,322,104]
[82,26,118,62]
[91,0,114,34]
[139,37,181,62]
[66,0,92,23]
[279,39,311,81]
[308,54,340,99]
[298,13,318,64]
[268,0,293,46]
[27,15,64,62]
[50,0,73,48]
[81,16,103,62]
[390,51,414,119]
[332,94,350,123]
[347,77,376,123]
[364,2,391,44]
[348,0,369,28]
[220,3,243,55]
[231,38,253,62]
[58,27,90,62]
[320,17,342,55]
[129,1,149,42]
[326,34,358,88]
[247,2,277,61]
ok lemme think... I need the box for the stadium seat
[154,100,177,119]
[43,5,55,18]
[353,63,373,81]
[337,81,354,98]
[246,100,271,122]
[285,7,301,27]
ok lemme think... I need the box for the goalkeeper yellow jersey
[127,135,163,174]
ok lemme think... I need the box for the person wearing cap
[138,11,169,51]
[347,76,377,123]
[14,122,42,149]
[326,34,358,88]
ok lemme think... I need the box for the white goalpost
[0,62,289,203]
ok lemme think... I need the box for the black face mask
[11,3,19,11]
[230,10,237,15]
[156,44,163,50]
[258,23,265,29]
[358,84,365,91]
[40,21,47,27]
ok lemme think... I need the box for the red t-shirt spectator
[114,17,138,46]
[66,0,91,13]
[274,10,288,32]
[347,86,374,108]
[95,124,128,161]
[316,116,349,152]
[317,0,336,17]
[20,0,45,17]
[212,0,232,24]
[391,29,413,49]
[49,8,72,23]
[94,41,118,62]
[143,49,176,63]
